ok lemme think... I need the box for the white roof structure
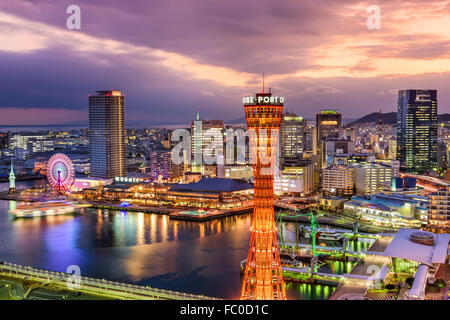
[382,228,450,265]
[407,264,428,300]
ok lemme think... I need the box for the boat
[8,200,85,218]
[303,226,343,241]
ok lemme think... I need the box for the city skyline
[0,1,450,125]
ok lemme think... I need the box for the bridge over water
[0,262,219,300]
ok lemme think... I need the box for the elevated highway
[0,262,219,300]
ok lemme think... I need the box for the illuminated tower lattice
[241,91,286,300]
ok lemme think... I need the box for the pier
[169,206,252,221]
[275,210,398,234]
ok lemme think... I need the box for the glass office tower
[280,113,305,162]
[396,90,437,173]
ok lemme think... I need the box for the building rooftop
[382,228,450,265]
[169,178,253,193]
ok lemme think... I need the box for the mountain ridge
[348,112,450,126]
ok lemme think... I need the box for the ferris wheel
[46,153,75,191]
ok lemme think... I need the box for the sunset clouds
[0,0,449,124]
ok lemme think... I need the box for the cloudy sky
[0,0,449,125]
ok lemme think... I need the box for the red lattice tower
[241,91,286,300]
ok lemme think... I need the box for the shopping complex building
[75,177,254,210]
[343,193,428,228]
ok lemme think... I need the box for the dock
[90,203,176,215]
[328,235,393,300]
[169,206,252,221]
[274,210,398,234]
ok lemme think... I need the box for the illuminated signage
[284,116,303,121]
[115,176,142,183]
[321,110,337,114]
[321,121,338,125]
[243,96,284,105]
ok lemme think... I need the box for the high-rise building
[191,112,224,174]
[280,113,305,161]
[437,140,448,171]
[89,90,126,179]
[428,187,450,233]
[314,110,342,169]
[241,91,286,300]
[396,90,438,173]
[388,139,397,160]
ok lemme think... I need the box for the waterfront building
[322,165,355,197]
[319,196,346,211]
[72,177,109,191]
[343,195,426,227]
[168,177,254,209]
[428,187,450,233]
[382,229,450,300]
[396,90,438,173]
[89,90,127,179]
[241,90,286,300]
[77,177,253,210]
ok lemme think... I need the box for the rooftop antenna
[262,73,265,94]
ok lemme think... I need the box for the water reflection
[0,193,344,299]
